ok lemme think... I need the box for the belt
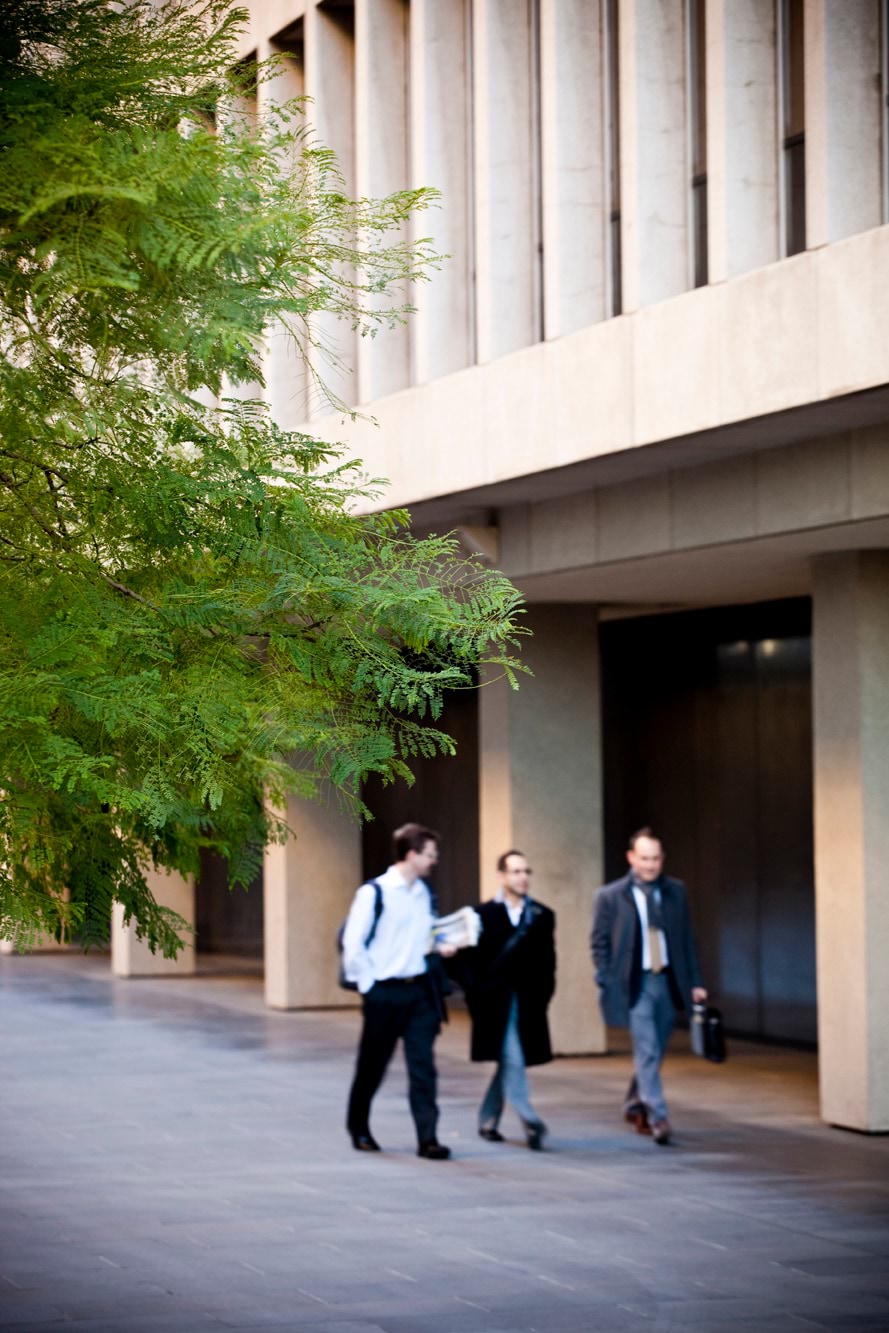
[377,974,426,986]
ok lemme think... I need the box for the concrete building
[110,0,889,1134]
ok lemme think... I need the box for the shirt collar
[631,874,661,892]
[386,865,423,892]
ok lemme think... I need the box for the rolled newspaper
[431,906,482,952]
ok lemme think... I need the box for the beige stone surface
[111,867,195,978]
[478,607,605,1057]
[670,453,757,549]
[851,426,889,518]
[597,473,671,563]
[718,256,819,423]
[817,227,889,399]
[755,436,852,535]
[529,490,598,573]
[632,287,721,443]
[263,792,361,1010]
[812,551,889,1132]
[408,0,473,384]
[540,0,605,338]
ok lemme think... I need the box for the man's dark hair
[393,822,440,861]
[496,848,527,873]
[628,826,662,851]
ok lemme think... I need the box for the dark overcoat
[461,898,556,1067]
[590,873,702,1028]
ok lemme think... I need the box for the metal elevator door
[601,600,816,1045]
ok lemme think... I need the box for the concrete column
[304,1,357,414]
[111,867,196,977]
[264,794,362,1009]
[539,0,606,337]
[706,0,779,283]
[355,0,411,402]
[409,0,474,382]
[620,0,689,312]
[258,35,311,430]
[812,552,889,1132]
[478,606,604,1055]
[473,0,541,362]
[806,0,883,249]
[1,932,71,955]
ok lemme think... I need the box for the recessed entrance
[601,598,816,1045]
[360,690,480,917]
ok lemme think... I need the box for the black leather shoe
[417,1140,451,1160]
[351,1133,381,1152]
[526,1122,547,1151]
[479,1127,504,1143]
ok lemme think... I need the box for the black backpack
[337,880,384,990]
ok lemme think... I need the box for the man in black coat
[591,827,707,1145]
[460,849,556,1150]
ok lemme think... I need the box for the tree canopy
[0,0,524,955]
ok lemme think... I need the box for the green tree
[0,0,524,955]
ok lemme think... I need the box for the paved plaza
[1,954,888,1333]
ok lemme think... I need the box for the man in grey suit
[591,828,707,1144]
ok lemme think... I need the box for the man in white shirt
[343,822,452,1160]
[591,828,707,1144]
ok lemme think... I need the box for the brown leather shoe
[624,1104,652,1135]
[651,1119,671,1145]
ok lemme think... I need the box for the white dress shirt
[341,865,435,995]
[631,882,670,971]
[495,891,526,928]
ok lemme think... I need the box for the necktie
[640,882,665,973]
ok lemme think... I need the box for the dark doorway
[361,690,479,917]
[195,851,264,959]
[601,599,816,1045]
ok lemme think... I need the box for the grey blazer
[590,873,703,1028]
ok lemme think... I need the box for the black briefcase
[691,1003,727,1063]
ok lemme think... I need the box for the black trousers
[346,978,441,1146]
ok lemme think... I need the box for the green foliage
[0,0,525,954]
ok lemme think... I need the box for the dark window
[689,0,708,286]
[605,0,622,315]
[779,0,806,255]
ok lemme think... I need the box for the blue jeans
[627,970,676,1123]
[479,996,543,1132]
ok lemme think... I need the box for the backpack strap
[363,879,384,948]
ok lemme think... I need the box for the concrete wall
[409,0,474,382]
[111,868,196,978]
[706,0,780,281]
[540,0,606,336]
[812,552,889,1132]
[311,226,889,513]
[620,0,689,311]
[473,0,541,362]
[264,793,362,1009]
[479,606,605,1056]
[498,426,889,582]
[806,0,884,248]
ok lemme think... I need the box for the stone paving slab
[2,954,889,1332]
